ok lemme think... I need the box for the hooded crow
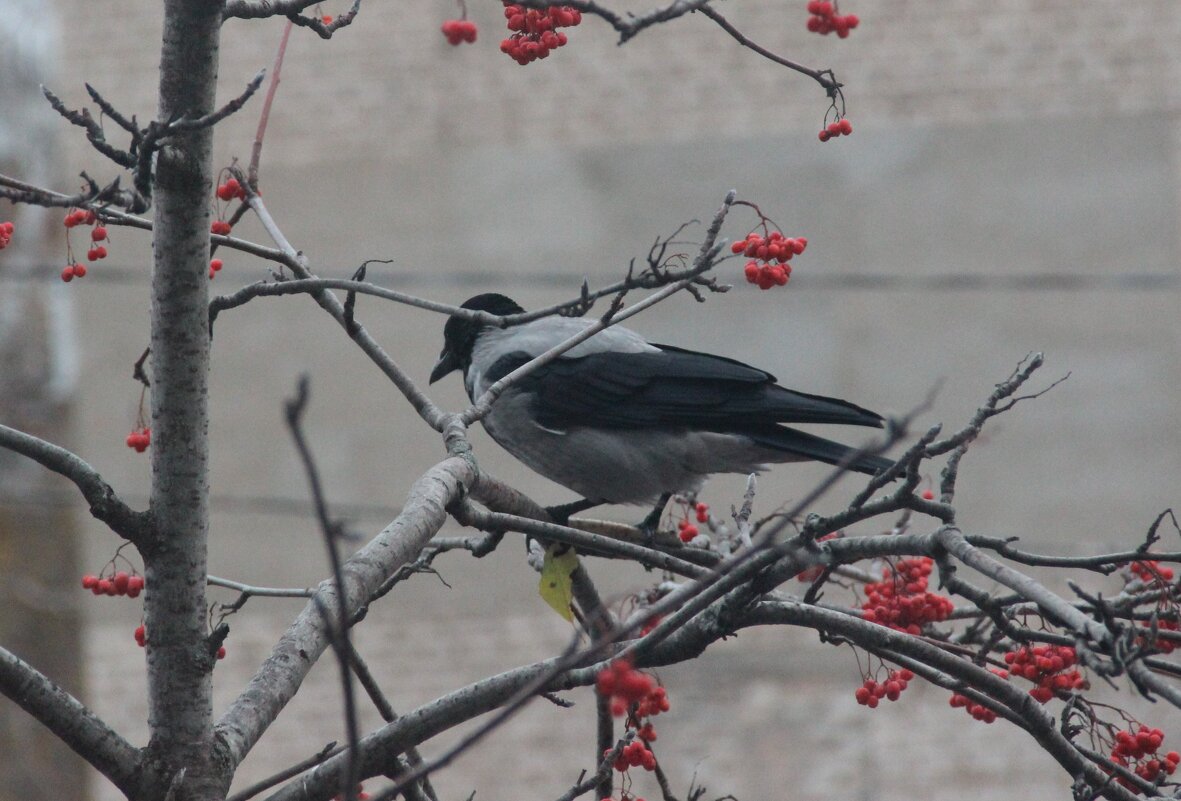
[430,293,893,516]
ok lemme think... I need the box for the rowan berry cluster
[441,19,478,45]
[86,226,109,263]
[694,501,709,523]
[597,660,669,719]
[612,739,656,772]
[854,668,914,708]
[61,208,108,281]
[126,427,151,453]
[674,501,711,542]
[1137,617,1179,654]
[796,531,841,583]
[1130,559,1176,583]
[860,557,953,634]
[216,177,247,202]
[0,221,13,249]
[732,230,806,290]
[596,660,669,775]
[211,220,233,236]
[947,666,1010,723]
[81,571,145,598]
[500,4,581,65]
[63,208,97,229]
[1108,725,1179,790]
[1003,644,1086,703]
[61,262,88,282]
[949,689,998,723]
[818,118,853,142]
[805,1,859,37]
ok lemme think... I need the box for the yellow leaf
[539,545,578,622]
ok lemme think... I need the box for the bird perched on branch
[430,293,893,527]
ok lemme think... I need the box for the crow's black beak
[429,348,459,384]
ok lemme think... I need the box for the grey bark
[140,1,225,798]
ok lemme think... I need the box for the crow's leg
[637,493,673,542]
[545,497,604,526]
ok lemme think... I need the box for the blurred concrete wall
[0,2,89,800]
[14,1,1181,799]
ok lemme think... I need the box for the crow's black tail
[745,426,894,476]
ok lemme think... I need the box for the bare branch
[226,742,340,801]
[0,423,151,544]
[283,376,361,801]
[249,22,293,185]
[231,184,450,430]
[215,455,476,770]
[696,4,842,94]
[41,85,136,168]
[0,646,148,797]
[285,0,362,38]
[453,501,709,578]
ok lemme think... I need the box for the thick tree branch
[0,424,151,544]
[0,646,148,797]
[214,455,477,769]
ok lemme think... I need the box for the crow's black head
[430,293,526,383]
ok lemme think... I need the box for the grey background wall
[4,1,1179,799]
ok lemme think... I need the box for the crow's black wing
[490,345,885,431]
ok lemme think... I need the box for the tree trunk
[140,1,224,798]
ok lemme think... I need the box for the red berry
[210,258,223,272]
[217,645,227,660]
[211,220,232,236]
[61,266,74,282]
[113,571,130,595]
[81,574,98,589]
[91,226,108,241]
[921,489,935,500]
[818,130,830,142]
[134,624,146,646]
[838,118,853,135]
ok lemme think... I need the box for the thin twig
[284,377,361,801]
